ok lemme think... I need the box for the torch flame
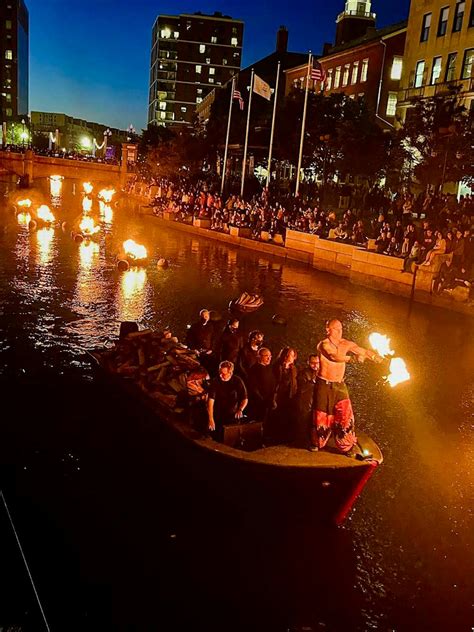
[49,175,63,197]
[98,188,115,203]
[17,212,31,226]
[83,182,93,194]
[82,196,93,213]
[17,199,32,208]
[385,358,411,388]
[123,239,147,261]
[37,205,55,223]
[369,333,394,358]
[79,216,100,235]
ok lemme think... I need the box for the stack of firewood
[100,329,208,411]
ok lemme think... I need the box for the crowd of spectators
[124,175,474,298]
[0,143,119,165]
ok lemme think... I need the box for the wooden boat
[228,292,264,313]
[87,339,382,526]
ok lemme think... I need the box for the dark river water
[0,178,473,631]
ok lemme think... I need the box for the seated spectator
[403,240,421,272]
[421,230,447,266]
[385,236,400,257]
[334,222,348,241]
[376,231,389,254]
[432,258,457,294]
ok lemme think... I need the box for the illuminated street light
[127,123,136,141]
[81,136,92,150]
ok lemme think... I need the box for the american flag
[233,88,244,110]
[311,60,326,83]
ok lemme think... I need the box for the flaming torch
[369,332,410,388]
[49,175,63,197]
[83,182,93,194]
[17,198,32,209]
[98,188,115,203]
[123,239,147,261]
[79,216,100,237]
[37,205,55,224]
[82,197,93,213]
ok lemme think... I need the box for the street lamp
[103,128,112,157]
[20,118,28,148]
[127,123,136,141]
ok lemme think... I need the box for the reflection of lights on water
[118,268,148,322]
[82,197,93,213]
[37,205,55,223]
[83,182,93,194]
[98,188,115,203]
[99,201,113,223]
[17,212,31,226]
[79,240,99,269]
[79,216,100,235]
[37,228,54,264]
[49,175,63,197]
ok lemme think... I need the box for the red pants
[312,379,357,453]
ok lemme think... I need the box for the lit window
[211,36,217,43]
[197,88,203,94]
[6,107,12,117]
[461,48,474,79]
[342,64,350,86]
[159,102,166,110]
[445,52,457,81]
[386,92,398,116]
[186,21,192,30]
[351,62,359,84]
[196,96,203,103]
[223,59,228,65]
[326,69,333,90]
[173,31,179,39]
[209,67,215,75]
[430,56,442,84]
[5,20,12,29]
[233,52,239,59]
[420,13,431,42]
[209,77,214,83]
[414,60,425,87]
[453,1,465,32]
[160,28,171,39]
[391,56,403,80]
[5,50,12,60]
[195,65,202,74]
[231,37,238,46]
[361,59,369,82]
[199,44,205,53]
[205,57,210,64]
[334,66,341,88]
[5,93,11,102]
[438,6,449,36]
[181,106,187,112]
[160,111,166,119]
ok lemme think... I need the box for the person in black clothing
[217,318,243,363]
[296,354,319,448]
[237,330,264,381]
[271,347,298,444]
[186,308,214,352]
[432,258,457,294]
[247,347,277,424]
[207,361,248,440]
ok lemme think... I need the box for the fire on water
[79,216,100,236]
[17,199,32,208]
[37,205,55,223]
[369,331,410,387]
[123,239,147,261]
[83,182,93,194]
[98,188,115,203]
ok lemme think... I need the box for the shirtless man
[310,319,382,455]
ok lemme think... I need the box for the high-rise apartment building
[148,11,244,126]
[1,0,29,122]
[398,0,474,120]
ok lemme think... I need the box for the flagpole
[266,61,280,190]
[241,69,254,198]
[295,51,312,197]
[221,76,236,196]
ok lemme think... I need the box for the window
[231,37,238,46]
[186,21,192,31]
[197,88,203,94]
[358,93,364,99]
[209,67,215,75]
[199,44,205,53]
[326,69,333,90]
[361,58,369,82]
[5,108,12,117]
[173,31,179,39]
[342,64,350,86]
[4,92,11,102]
[211,36,217,43]
[386,92,398,116]
[209,77,214,83]
[223,58,228,65]
[430,56,442,83]
[461,48,474,79]
[196,96,203,103]
[414,60,425,87]
[445,52,457,81]
[181,106,187,112]
[195,65,202,74]
[334,66,341,88]
[159,102,166,111]
[233,52,239,59]
[5,19,12,29]
[5,50,12,60]
[453,2,465,32]
[205,57,210,64]
[421,13,432,41]
[160,28,171,39]
[351,61,359,84]
[438,6,450,36]
[232,27,237,35]
[160,111,166,120]
[470,2,474,27]
[391,56,403,80]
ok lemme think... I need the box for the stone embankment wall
[128,187,473,317]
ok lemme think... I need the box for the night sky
[28,0,410,131]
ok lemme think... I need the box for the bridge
[0,143,137,185]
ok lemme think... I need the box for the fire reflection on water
[36,228,55,266]
[117,268,149,322]
[79,240,100,270]
[99,201,113,224]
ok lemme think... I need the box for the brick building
[148,11,244,127]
